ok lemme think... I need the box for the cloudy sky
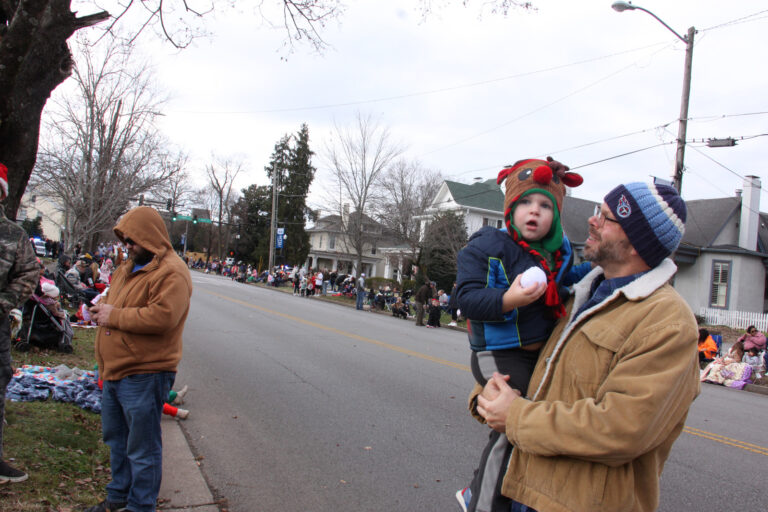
[74,0,768,210]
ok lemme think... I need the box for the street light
[612,1,695,193]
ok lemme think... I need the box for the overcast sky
[73,0,768,211]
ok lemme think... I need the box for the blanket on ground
[5,364,102,413]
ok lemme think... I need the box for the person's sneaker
[172,384,189,405]
[456,487,471,511]
[0,460,28,483]
[82,499,128,512]
[176,408,190,419]
[449,321,457,327]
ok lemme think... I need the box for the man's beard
[130,247,154,266]
[583,233,631,266]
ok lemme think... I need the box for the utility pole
[673,26,695,193]
[268,168,278,271]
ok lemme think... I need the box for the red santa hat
[0,163,7,198]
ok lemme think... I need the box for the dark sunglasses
[124,238,137,246]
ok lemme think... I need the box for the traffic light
[192,214,198,224]
[171,211,177,222]
[166,198,172,210]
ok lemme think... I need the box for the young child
[455,157,590,512]
[426,298,442,328]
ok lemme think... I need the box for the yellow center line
[683,426,768,456]
[202,288,471,372]
[200,286,768,457]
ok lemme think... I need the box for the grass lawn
[1,327,110,512]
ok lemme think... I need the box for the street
[177,272,768,511]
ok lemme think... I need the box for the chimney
[342,203,350,226]
[738,176,761,251]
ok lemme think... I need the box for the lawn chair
[711,334,723,357]
[56,269,86,308]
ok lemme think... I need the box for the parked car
[32,238,46,257]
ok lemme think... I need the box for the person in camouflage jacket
[0,163,40,484]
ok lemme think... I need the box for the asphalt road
[176,272,768,512]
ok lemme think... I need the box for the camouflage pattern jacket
[0,206,40,315]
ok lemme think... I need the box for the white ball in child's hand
[520,266,547,288]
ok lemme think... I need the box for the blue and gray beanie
[604,182,686,268]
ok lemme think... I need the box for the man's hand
[477,372,522,433]
[89,303,114,327]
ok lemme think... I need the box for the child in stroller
[14,288,73,353]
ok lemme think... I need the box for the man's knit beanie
[604,182,687,268]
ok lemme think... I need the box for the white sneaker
[176,408,190,420]
[449,322,457,327]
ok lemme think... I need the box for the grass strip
[1,328,110,512]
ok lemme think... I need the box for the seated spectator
[98,258,113,284]
[438,289,449,312]
[697,328,718,365]
[65,259,99,304]
[391,297,408,319]
[737,325,766,352]
[743,347,765,380]
[700,341,751,389]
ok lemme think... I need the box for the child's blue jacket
[456,226,590,352]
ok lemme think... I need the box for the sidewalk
[159,416,220,511]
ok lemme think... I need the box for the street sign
[175,215,193,221]
[197,218,212,224]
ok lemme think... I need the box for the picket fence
[698,307,768,332]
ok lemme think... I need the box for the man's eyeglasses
[124,238,137,247]
[592,205,620,228]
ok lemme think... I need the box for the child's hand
[502,274,547,313]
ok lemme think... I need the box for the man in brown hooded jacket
[85,206,192,512]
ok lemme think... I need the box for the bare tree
[324,112,404,274]
[155,153,193,212]
[31,35,181,251]
[0,0,344,220]
[206,156,244,260]
[373,158,442,261]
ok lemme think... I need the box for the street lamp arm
[634,6,688,43]
[611,2,688,42]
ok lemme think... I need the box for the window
[329,234,335,249]
[371,245,377,255]
[482,217,489,227]
[709,261,730,308]
[496,219,503,228]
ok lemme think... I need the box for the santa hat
[0,163,7,198]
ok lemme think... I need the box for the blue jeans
[510,501,537,512]
[102,372,175,512]
[356,291,365,310]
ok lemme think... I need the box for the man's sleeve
[109,271,191,334]
[0,235,40,314]
[505,315,699,467]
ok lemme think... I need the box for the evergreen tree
[262,124,315,268]
[421,210,468,291]
[232,184,273,268]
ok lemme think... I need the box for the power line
[168,42,670,116]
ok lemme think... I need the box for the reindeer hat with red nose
[497,157,583,221]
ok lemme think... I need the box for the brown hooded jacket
[95,207,192,381]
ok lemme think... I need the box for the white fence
[698,307,768,332]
